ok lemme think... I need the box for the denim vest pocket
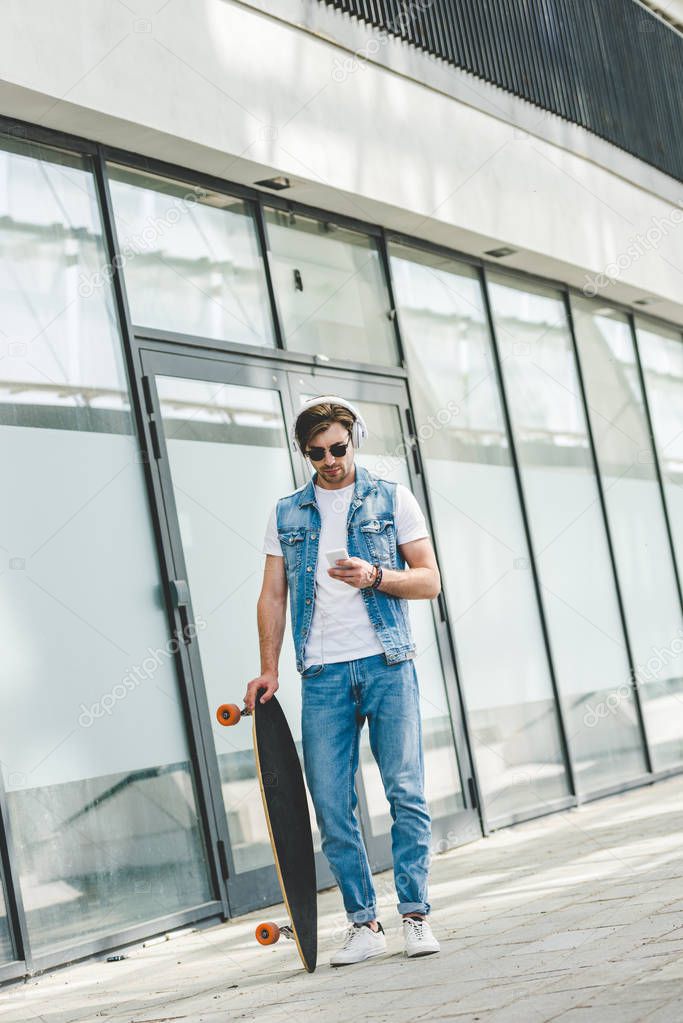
[278,528,306,576]
[359,517,396,564]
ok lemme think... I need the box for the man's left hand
[328,557,376,589]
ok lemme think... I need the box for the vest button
[306,598,311,605]
[306,566,312,572]
[311,532,317,540]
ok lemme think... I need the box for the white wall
[642,0,683,29]
[1,0,682,324]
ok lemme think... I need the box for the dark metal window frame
[0,112,682,981]
[385,232,683,813]
[478,267,579,817]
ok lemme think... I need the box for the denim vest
[276,464,416,673]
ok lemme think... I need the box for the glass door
[288,370,480,869]
[137,346,334,915]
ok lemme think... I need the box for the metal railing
[321,0,683,182]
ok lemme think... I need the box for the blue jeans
[301,652,432,922]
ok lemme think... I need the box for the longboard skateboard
[216,692,317,973]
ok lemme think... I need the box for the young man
[244,396,442,965]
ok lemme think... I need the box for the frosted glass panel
[108,165,273,347]
[296,391,465,836]
[265,208,397,365]
[390,244,569,824]
[636,321,683,582]
[0,138,211,956]
[572,299,683,771]
[155,378,321,871]
[488,275,646,792]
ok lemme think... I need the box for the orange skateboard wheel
[216,703,241,727]
[255,921,280,945]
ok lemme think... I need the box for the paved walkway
[1,774,682,1023]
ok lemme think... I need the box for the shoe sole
[330,947,387,967]
[405,948,441,957]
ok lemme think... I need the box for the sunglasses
[305,436,352,461]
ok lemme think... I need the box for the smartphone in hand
[325,547,349,567]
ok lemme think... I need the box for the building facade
[0,0,682,981]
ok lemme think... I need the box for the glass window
[390,243,570,824]
[265,208,397,364]
[0,138,211,955]
[108,165,274,347]
[572,299,683,771]
[488,275,646,792]
[153,378,322,871]
[636,321,683,575]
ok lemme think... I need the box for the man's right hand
[243,673,279,712]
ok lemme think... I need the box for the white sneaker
[403,916,441,957]
[330,922,387,966]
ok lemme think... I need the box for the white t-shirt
[262,480,428,669]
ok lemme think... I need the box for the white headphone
[290,394,368,454]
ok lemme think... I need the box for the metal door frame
[136,340,338,914]
[135,338,482,910]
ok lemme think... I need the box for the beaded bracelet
[371,562,383,590]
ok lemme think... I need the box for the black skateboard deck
[217,694,317,972]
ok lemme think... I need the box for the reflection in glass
[0,149,130,428]
[488,275,645,791]
[155,379,321,871]
[572,299,683,770]
[390,244,569,824]
[636,321,683,578]
[108,165,274,346]
[265,209,397,365]
[0,138,211,955]
[0,869,14,963]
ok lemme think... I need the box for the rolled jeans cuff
[347,906,378,924]
[398,900,431,916]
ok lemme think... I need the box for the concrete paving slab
[0,774,681,1023]
[642,1000,683,1022]
[551,1002,669,1021]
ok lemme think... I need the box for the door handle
[170,579,193,645]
